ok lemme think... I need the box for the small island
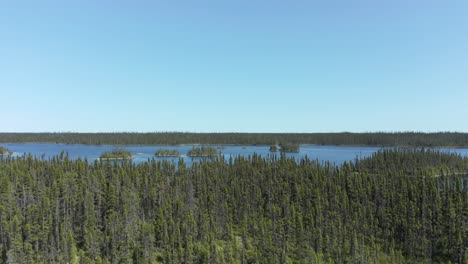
[0,146,12,156]
[187,146,219,157]
[269,145,278,152]
[99,149,133,160]
[279,143,300,153]
[155,149,180,157]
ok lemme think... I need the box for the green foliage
[155,149,180,157]
[269,145,278,152]
[0,146,12,155]
[279,143,300,153]
[187,146,219,157]
[0,148,466,263]
[99,149,132,159]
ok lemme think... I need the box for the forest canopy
[0,148,466,263]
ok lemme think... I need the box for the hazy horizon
[1,131,467,134]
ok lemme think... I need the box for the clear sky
[1,1,467,133]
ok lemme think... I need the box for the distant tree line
[1,132,468,146]
[0,148,466,263]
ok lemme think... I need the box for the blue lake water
[2,143,468,166]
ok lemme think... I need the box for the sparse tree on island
[0,146,12,155]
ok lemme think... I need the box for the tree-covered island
[99,149,133,160]
[155,149,180,157]
[187,146,219,157]
[279,143,300,153]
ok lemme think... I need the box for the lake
[2,143,468,166]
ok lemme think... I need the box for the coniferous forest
[1,132,468,147]
[0,148,466,263]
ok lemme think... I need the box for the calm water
[2,143,468,166]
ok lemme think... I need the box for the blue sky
[1,1,467,132]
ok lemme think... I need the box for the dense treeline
[1,132,468,146]
[0,149,466,263]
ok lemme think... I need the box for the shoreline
[1,142,468,149]
[98,156,134,160]
[187,155,220,158]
